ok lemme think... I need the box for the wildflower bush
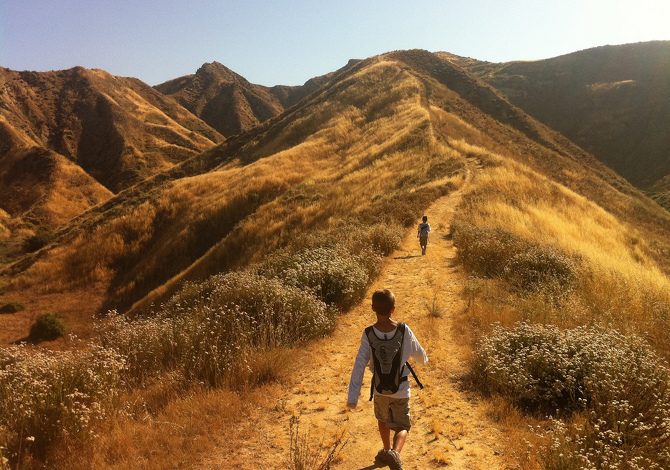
[167,271,337,349]
[474,323,670,468]
[258,247,374,310]
[0,345,124,460]
[99,272,335,387]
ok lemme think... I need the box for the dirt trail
[199,167,512,469]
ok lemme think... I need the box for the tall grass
[455,158,670,356]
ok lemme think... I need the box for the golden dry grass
[455,153,670,359]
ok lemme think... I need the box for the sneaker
[387,449,403,470]
[374,448,389,464]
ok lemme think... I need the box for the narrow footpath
[200,167,513,469]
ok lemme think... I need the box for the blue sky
[1,0,669,86]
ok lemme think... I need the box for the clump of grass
[0,345,124,461]
[287,414,346,470]
[474,323,670,468]
[0,303,24,314]
[426,292,444,318]
[28,313,66,342]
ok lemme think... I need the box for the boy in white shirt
[347,289,428,470]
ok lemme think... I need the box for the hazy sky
[2,0,669,86]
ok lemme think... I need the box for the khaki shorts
[374,395,411,431]
[419,234,428,246]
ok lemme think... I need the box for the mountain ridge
[440,41,670,191]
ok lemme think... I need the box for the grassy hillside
[441,41,670,191]
[2,49,670,468]
[0,66,223,193]
[0,65,224,265]
[5,48,669,337]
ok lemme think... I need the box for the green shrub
[0,303,24,314]
[0,345,123,459]
[474,323,670,468]
[28,314,65,342]
[258,247,371,310]
[22,231,52,253]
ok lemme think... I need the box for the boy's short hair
[372,289,396,316]
[422,215,428,222]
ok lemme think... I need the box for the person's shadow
[393,254,420,260]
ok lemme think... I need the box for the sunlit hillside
[0,66,223,193]
[1,48,670,469]
[4,47,669,340]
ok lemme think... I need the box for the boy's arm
[347,331,371,408]
[405,325,428,365]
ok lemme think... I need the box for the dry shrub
[474,323,670,468]
[310,221,402,257]
[453,222,577,295]
[288,414,347,470]
[258,247,374,310]
[0,345,124,461]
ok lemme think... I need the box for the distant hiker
[417,215,431,255]
[347,289,428,470]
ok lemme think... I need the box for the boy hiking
[417,215,431,255]
[347,289,428,470]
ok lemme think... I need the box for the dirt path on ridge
[198,165,514,469]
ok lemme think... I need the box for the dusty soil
[198,167,516,469]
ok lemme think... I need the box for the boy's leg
[392,428,408,452]
[377,421,392,450]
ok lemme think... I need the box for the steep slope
[3,49,670,344]
[155,61,354,136]
[440,41,670,189]
[650,175,670,210]
[0,66,223,193]
[155,62,284,136]
[0,114,112,255]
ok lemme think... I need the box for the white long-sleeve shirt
[347,323,428,406]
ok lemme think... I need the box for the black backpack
[365,322,424,401]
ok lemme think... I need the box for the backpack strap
[405,362,424,389]
[398,323,424,389]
